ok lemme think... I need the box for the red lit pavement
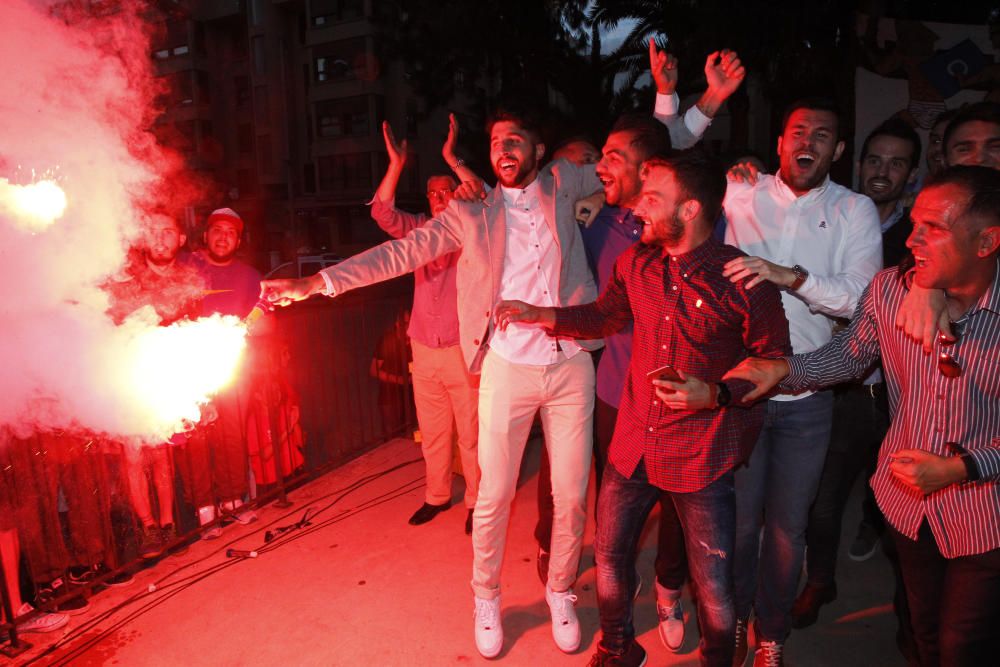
[13,437,905,666]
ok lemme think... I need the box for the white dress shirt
[489,182,582,366]
[724,172,882,400]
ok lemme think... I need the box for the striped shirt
[785,264,1000,557]
[552,236,791,492]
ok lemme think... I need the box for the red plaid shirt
[552,236,790,492]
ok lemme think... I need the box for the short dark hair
[608,113,673,162]
[552,134,599,154]
[860,117,922,169]
[642,148,726,224]
[925,164,1000,230]
[781,97,842,140]
[486,107,544,145]
[942,101,1000,153]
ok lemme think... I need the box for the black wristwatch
[946,442,981,481]
[715,382,732,408]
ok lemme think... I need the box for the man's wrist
[696,89,728,118]
[788,264,809,291]
[314,272,333,297]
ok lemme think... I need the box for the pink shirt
[370,198,461,348]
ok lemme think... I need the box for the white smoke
[0,1,234,441]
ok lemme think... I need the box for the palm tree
[589,0,853,155]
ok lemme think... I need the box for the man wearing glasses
[725,165,1000,667]
[368,117,483,533]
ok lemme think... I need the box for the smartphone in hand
[646,364,682,384]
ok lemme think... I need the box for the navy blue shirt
[579,205,643,408]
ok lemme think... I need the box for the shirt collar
[774,170,831,204]
[500,180,539,209]
[881,201,906,233]
[600,205,638,226]
[972,258,1000,317]
[662,235,721,274]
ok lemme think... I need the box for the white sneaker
[656,596,685,652]
[473,595,503,658]
[15,602,69,633]
[545,585,581,653]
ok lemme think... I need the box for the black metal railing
[0,277,415,653]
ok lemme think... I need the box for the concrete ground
[6,437,905,666]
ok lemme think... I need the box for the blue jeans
[596,461,736,666]
[733,391,834,641]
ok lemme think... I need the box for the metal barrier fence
[0,277,415,654]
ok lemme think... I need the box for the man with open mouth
[260,107,604,659]
[719,98,883,666]
[789,117,922,638]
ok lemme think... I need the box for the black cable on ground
[17,457,423,666]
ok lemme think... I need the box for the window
[311,0,364,27]
[255,86,269,125]
[237,124,253,154]
[235,75,250,106]
[153,21,189,60]
[252,35,266,74]
[313,38,365,83]
[195,70,211,104]
[303,163,317,194]
[258,136,273,173]
[315,96,371,138]
[317,153,372,191]
[237,168,257,196]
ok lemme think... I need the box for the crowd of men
[3,35,998,667]
[1,207,269,639]
[261,38,1000,667]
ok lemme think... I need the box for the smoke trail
[0,1,228,441]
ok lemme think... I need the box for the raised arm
[374,121,407,205]
[261,208,465,306]
[650,41,746,150]
[442,113,484,187]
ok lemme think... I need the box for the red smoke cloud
[0,0,227,441]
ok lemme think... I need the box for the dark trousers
[596,461,735,666]
[805,383,888,586]
[178,387,250,508]
[535,398,688,590]
[891,521,1000,666]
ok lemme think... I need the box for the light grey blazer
[322,159,603,373]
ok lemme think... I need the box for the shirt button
[473,339,480,346]
[683,273,688,278]
[665,316,670,321]
[671,285,677,291]
[661,344,667,349]
[648,426,654,432]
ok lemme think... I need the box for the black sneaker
[35,577,90,616]
[67,565,97,586]
[848,521,880,562]
[139,526,164,559]
[160,524,188,555]
[790,582,837,629]
[587,641,647,667]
